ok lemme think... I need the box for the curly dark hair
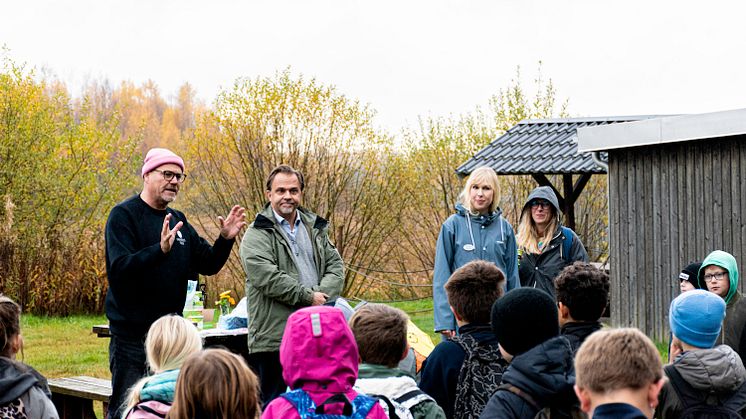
[554,262,609,321]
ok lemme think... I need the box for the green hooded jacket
[240,204,344,353]
[699,250,746,360]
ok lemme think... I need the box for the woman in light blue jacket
[433,166,520,338]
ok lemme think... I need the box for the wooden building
[577,109,746,340]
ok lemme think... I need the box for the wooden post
[563,174,575,230]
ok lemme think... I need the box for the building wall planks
[609,135,746,340]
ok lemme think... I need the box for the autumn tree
[0,55,140,313]
[185,69,407,298]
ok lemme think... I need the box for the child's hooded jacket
[261,306,387,418]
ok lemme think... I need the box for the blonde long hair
[458,167,501,214]
[124,315,203,412]
[167,348,261,419]
[516,205,558,254]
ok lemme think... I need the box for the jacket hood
[0,358,42,404]
[454,203,502,225]
[523,186,561,214]
[500,335,576,406]
[140,369,179,403]
[280,306,359,393]
[674,345,746,393]
[699,250,740,304]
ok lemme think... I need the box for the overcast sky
[2,0,745,133]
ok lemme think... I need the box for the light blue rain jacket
[432,203,520,332]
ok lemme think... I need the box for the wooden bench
[48,376,111,419]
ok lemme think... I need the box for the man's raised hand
[218,205,247,240]
[160,214,183,254]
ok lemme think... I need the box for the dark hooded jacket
[0,358,58,419]
[479,336,577,419]
[517,187,588,298]
[656,345,746,418]
[560,321,602,354]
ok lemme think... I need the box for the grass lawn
[19,302,438,378]
[21,314,109,418]
[21,314,110,379]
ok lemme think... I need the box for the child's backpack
[497,384,586,419]
[124,400,172,418]
[559,226,574,262]
[369,389,432,419]
[451,332,508,419]
[0,397,28,419]
[665,364,746,419]
[281,389,377,418]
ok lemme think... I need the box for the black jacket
[419,323,499,419]
[517,186,588,298]
[479,336,577,419]
[105,194,234,338]
[591,403,647,418]
[518,225,588,297]
[560,321,602,354]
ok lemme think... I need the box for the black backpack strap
[136,403,169,418]
[497,383,542,411]
[394,389,427,404]
[664,364,705,409]
[317,393,353,416]
[367,394,400,419]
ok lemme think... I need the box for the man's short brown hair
[445,260,505,324]
[575,328,662,393]
[349,303,408,368]
[266,165,305,191]
[554,262,610,321]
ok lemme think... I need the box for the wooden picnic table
[92,324,249,359]
[48,375,111,419]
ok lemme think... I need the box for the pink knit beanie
[141,148,185,177]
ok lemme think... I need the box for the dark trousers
[108,334,147,418]
[246,351,286,406]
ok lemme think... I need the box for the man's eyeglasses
[529,200,551,209]
[153,169,187,183]
[703,271,728,282]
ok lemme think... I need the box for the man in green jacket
[240,165,344,405]
[699,250,746,362]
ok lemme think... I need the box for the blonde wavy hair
[516,203,558,254]
[124,315,203,412]
[458,167,501,214]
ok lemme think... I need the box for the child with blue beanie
[656,289,746,418]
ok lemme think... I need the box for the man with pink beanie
[104,148,246,418]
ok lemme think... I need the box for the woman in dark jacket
[516,186,588,297]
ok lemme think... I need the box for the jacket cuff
[302,288,314,306]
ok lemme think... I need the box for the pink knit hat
[141,148,185,177]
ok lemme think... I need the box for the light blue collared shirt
[272,209,302,253]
